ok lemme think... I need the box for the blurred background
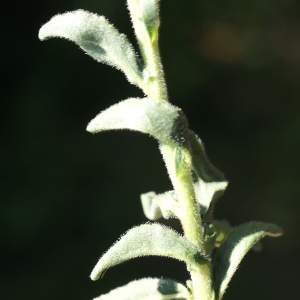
[1,0,299,299]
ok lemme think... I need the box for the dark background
[1,0,299,299]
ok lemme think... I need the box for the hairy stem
[142,38,168,102]
[159,144,204,248]
[160,144,214,300]
[128,1,214,299]
[190,261,215,300]
[127,0,168,101]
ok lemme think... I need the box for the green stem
[128,1,214,299]
[138,19,168,101]
[160,144,215,300]
[159,144,204,248]
[141,34,168,102]
[190,261,215,300]
[127,0,168,101]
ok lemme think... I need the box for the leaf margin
[39,9,145,88]
[90,223,208,281]
[86,97,188,147]
[93,277,192,300]
[213,221,283,299]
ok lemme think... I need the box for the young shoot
[39,1,283,300]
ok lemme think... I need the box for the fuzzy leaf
[140,192,162,220]
[213,221,283,299]
[141,191,181,220]
[189,131,228,220]
[127,0,160,43]
[138,0,160,37]
[39,10,144,88]
[90,223,207,280]
[87,98,188,146]
[93,278,191,300]
[127,0,166,101]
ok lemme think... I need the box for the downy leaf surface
[90,223,207,280]
[87,98,188,146]
[140,192,163,220]
[39,10,144,88]
[93,278,191,300]
[127,0,160,44]
[213,221,283,299]
[141,191,181,220]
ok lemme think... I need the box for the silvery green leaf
[138,0,160,37]
[39,10,144,88]
[127,0,165,101]
[155,191,181,219]
[87,98,188,147]
[213,221,283,299]
[189,131,228,220]
[90,223,207,280]
[140,192,162,220]
[127,0,160,43]
[140,0,160,26]
[93,278,192,300]
[141,191,181,220]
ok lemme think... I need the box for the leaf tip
[86,118,98,133]
[38,23,48,41]
[272,225,284,237]
[90,267,102,281]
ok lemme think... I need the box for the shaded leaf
[189,131,228,220]
[93,277,191,300]
[87,98,188,146]
[203,223,218,256]
[203,220,231,255]
[39,10,144,87]
[213,221,283,299]
[90,223,207,280]
[211,220,232,248]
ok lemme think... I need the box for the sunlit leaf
[135,0,160,38]
[127,0,160,43]
[127,0,165,101]
[140,192,162,220]
[213,221,283,299]
[87,98,188,146]
[90,223,207,280]
[141,191,181,220]
[39,10,144,88]
[93,278,191,300]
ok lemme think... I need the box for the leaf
[188,131,228,220]
[127,0,160,43]
[90,223,207,280]
[140,192,162,220]
[93,278,192,300]
[213,221,283,299]
[141,191,181,220]
[87,98,188,147]
[137,0,160,37]
[211,220,232,247]
[39,10,144,88]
